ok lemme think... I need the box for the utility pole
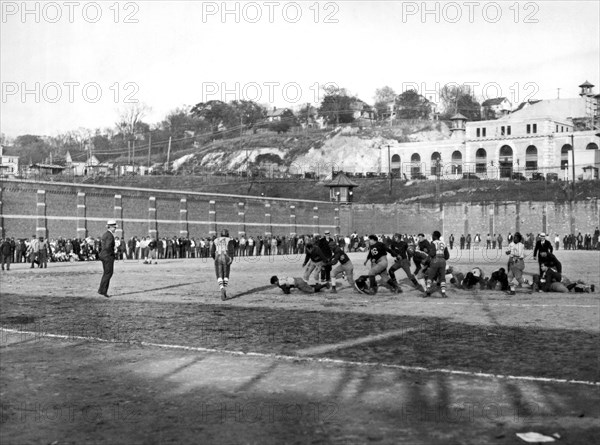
[147,133,152,169]
[570,134,576,197]
[127,140,131,165]
[388,144,392,196]
[166,136,172,172]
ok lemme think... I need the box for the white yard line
[295,327,425,356]
[2,327,598,387]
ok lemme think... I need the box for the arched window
[587,142,599,150]
[525,145,538,171]
[451,151,462,174]
[561,144,571,170]
[499,145,513,178]
[475,148,487,174]
[431,152,441,176]
[391,154,401,176]
[411,153,421,178]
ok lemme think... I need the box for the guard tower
[325,172,358,204]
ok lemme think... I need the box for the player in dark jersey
[302,242,329,283]
[329,239,354,293]
[424,230,449,298]
[210,228,235,300]
[360,235,395,295]
[413,233,431,275]
[387,233,422,292]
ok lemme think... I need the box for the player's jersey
[430,239,449,259]
[331,246,351,265]
[507,242,524,259]
[281,277,296,287]
[212,236,233,257]
[367,242,389,262]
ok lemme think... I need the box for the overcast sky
[1,1,599,137]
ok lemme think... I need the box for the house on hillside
[267,107,293,122]
[350,99,375,121]
[65,151,114,176]
[481,97,512,120]
[0,145,19,177]
[28,163,66,176]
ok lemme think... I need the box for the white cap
[106,219,117,226]
[539,232,546,237]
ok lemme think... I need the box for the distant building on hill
[0,145,19,177]
[383,80,600,181]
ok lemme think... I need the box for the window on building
[507,126,511,135]
[411,153,421,178]
[475,149,487,174]
[556,125,558,132]
[431,152,441,176]
[533,124,537,133]
[561,145,571,170]
[476,128,480,137]
[526,124,531,134]
[501,126,505,136]
[526,145,538,171]
[482,128,486,137]
[451,151,462,174]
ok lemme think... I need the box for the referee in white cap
[98,219,117,298]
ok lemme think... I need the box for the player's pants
[332,261,354,285]
[369,257,391,290]
[294,278,317,293]
[426,258,446,292]
[214,254,232,290]
[507,258,524,290]
[214,254,231,279]
[303,260,323,283]
[389,258,418,285]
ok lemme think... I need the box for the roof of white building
[501,98,588,122]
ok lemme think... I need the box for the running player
[329,238,354,293]
[210,228,235,300]
[424,230,449,298]
[387,233,422,292]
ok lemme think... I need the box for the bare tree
[116,103,151,139]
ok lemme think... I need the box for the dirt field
[1,249,599,445]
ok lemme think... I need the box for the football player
[210,228,235,300]
[270,276,329,294]
[424,231,449,298]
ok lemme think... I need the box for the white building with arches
[384,82,600,181]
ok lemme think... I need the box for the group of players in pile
[209,228,595,300]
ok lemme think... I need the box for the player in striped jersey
[210,228,235,300]
[424,230,450,298]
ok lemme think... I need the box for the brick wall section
[2,180,596,240]
[341,199,599,238]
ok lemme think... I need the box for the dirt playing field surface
[1,250,599,444]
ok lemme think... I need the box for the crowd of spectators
[0,227,598,270]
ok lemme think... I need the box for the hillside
[86,174,600,204]
[78,121,600,204]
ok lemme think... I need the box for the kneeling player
[487,268,509,291]
[270,276,329,294]
[362,235,397,294]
